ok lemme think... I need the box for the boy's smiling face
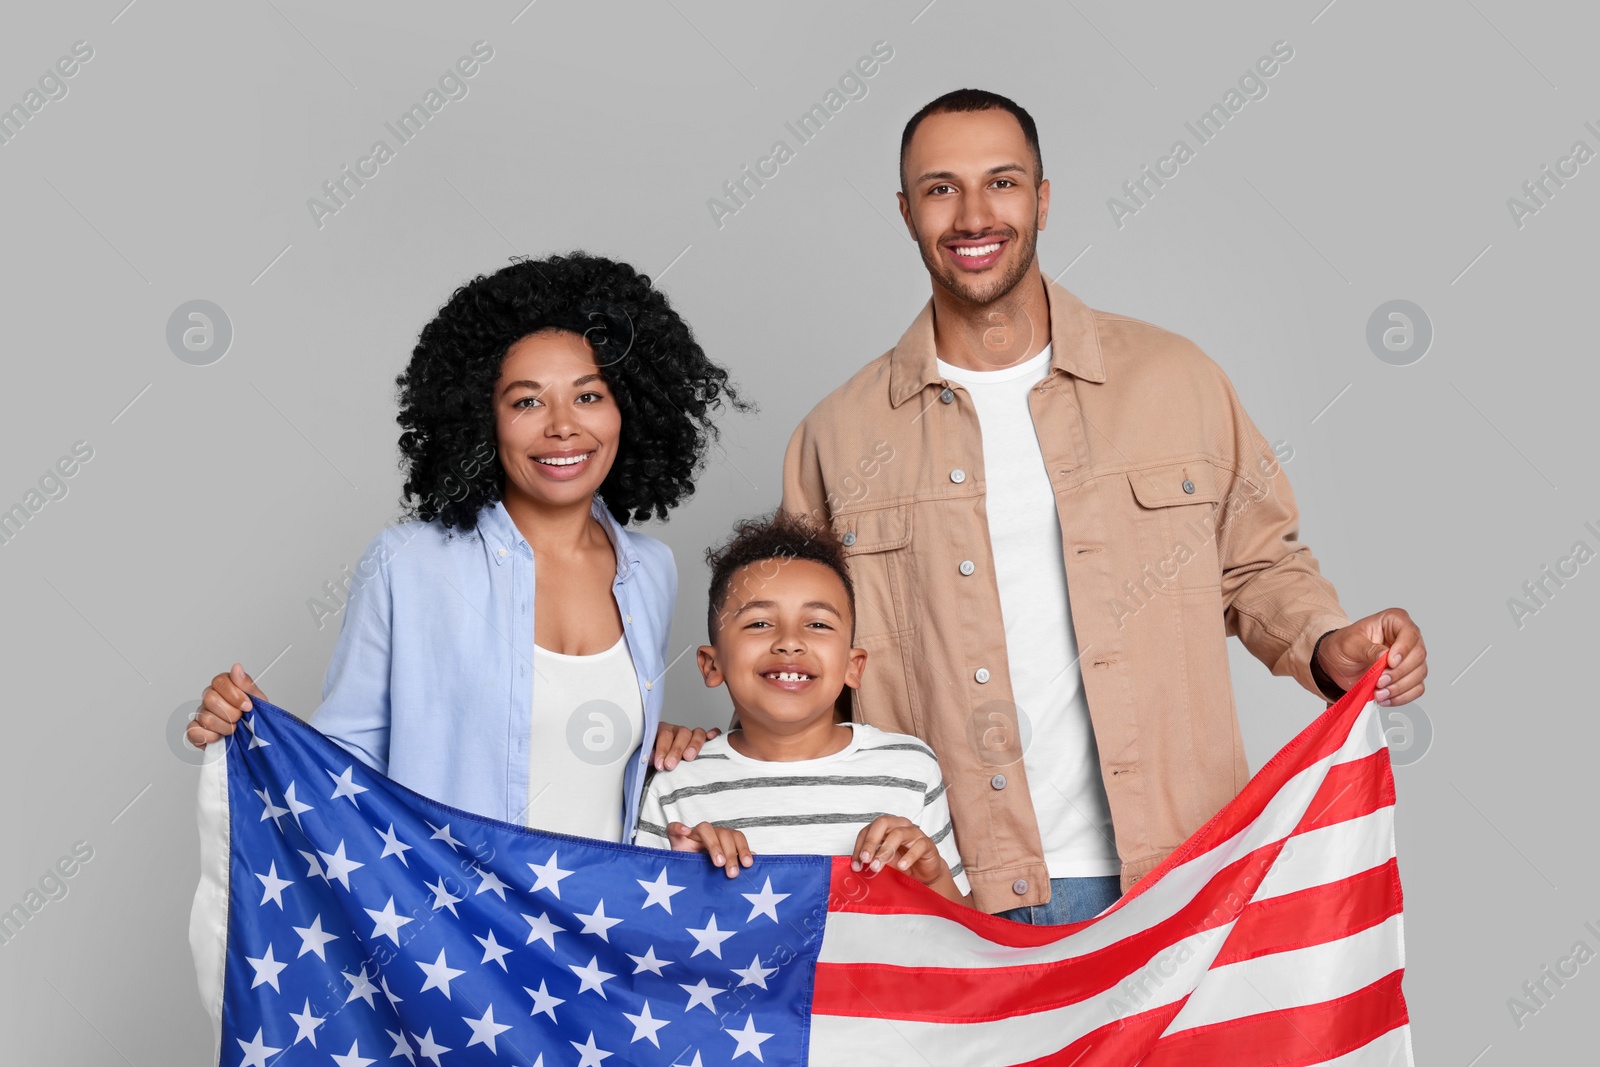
[699,558,866,734]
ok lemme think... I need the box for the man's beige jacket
[782,276,1350,913]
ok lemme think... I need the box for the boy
[636,512,971,905]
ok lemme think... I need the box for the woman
[188,252,745,843]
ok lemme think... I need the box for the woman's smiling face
[493,328,623,512]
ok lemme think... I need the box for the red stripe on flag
[1213,859,1402,967]
[1295,750,1395,836]
[1136,969,1409,1067]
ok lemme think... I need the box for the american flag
[190,658,1411,1065]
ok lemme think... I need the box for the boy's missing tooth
[637,512,970,905]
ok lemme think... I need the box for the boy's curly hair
[395,252,748,530]
[705,511,855,640]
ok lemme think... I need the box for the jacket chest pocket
[833,504,914,639]
[1124,461,1223,596]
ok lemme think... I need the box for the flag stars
[326,764,369,806]
[245,943,288,992]
[426,875,463,918]
[411,1028,451,1066]
[288,999,324,1046]
[317,840,365,890]
[726,1017,774,1062]
[628,944,674,975]
[570,1031,614,1067]
[569,955,617,998]
[638,867,686,913]
[687,913,736,958]
[255,788,288,827]
[291,913,339,959]
[330,1040,377,1067]
[473,864,510,899]
[374,823,413,866]
[242,714,271,749]
[343,964,380,1007]
[741,878,790,924]
[463,1004,513,1052]
[524,978,564,1022]
[732,955,778,989]
[522,910,564,949]
[282,780,314,826]
[725,1016,774,1061]
[298,849,328,883]
[425,820,464,850]
[385,1029,416,1065]
[255,860,293,908]
[576,898,623,941]
[624,999,671,1047]
[246,940,291,991]
[679,977,726,1013]
[235,1027,280,1067]
[528,851,574,898]
[365,896,415,945]
[416,949,466,998]
[475,928,513,969]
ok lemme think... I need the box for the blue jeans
[996,875,1123,925]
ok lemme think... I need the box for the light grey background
[0,0,1592,1062]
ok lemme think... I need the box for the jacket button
[842,531,857,547]
[1182,479,1195,494]
[959,560,975,576]
[990,774,1006,790]
[950,468,967,484]
[975,668,991,683]
[1012,879,1029,896]
[940,388,955,404]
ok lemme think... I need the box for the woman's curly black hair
[395,252,748,530]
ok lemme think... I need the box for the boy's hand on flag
[668,821,754,877]
[852,816,944,887]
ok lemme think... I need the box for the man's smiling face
[898,108,1050,308]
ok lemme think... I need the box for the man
[781,89,1428,922]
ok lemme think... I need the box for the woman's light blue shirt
[310,496,675,840]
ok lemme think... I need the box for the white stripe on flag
[187,741,231,1058]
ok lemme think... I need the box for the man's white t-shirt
[935,344,1121,878]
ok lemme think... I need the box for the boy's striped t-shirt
[636,722,971,895]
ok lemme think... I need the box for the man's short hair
[899,88,1043,191]
[705,511,855,641]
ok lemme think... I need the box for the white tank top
[527,634,644,842]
